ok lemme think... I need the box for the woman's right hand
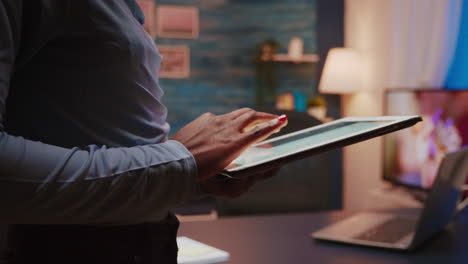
[172,108,287,181]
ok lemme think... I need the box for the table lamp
[318,47,362,94]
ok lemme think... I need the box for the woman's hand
[199,168,280,198]
[172,108,287,181]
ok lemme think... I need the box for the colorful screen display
[384,90,468,189]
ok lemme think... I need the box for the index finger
[242,115,288,145]
[233,110,279,131]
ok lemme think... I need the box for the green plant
[307,95,327,108]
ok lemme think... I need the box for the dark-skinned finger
[234,111,279,131]
[220,108,254,120]
[243,116,288,145]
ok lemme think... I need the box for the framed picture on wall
[158,45,190,79]
[156,5,199,39]
[136,0,157,38]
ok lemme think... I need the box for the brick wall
[154,0,318,134]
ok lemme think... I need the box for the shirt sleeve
[0,1,199,225]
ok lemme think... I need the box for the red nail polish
[278,114,287,122]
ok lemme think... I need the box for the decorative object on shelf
[293,91,307,112]
[318,47,362,94]
[255,39,280,107]
[156,5,199,39]
[306,95,328,121]
[257,39,279,62]
[276,93,294,111]
[136,0,156,38]
[276,91,307,112]
[158,45,190,79]
[288,37,304,61]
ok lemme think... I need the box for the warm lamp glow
[318,48,362,94]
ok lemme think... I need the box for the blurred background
[135,0,468,217]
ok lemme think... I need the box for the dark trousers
[1,214,179,264]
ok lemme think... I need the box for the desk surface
[178,209,468,264]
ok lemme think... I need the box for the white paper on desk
[177,236,230,264]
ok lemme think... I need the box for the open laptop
[311,148,468,251]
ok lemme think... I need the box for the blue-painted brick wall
[155,0,318,135]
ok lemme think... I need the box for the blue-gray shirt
[0,0,198,224]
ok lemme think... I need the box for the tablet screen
[227,120,393,171]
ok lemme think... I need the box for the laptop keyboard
[353,217,417,244]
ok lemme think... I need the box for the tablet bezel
[222,115,422,178]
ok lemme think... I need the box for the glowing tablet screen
[228,120,391,171]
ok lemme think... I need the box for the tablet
[221,115,422,179]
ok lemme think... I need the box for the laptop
[311,148,468,251]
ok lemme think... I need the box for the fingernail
[278,114,287,122]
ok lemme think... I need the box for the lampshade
[318,48,362,94]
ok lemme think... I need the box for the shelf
[271,54,320,63]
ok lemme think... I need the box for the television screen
[384,89,468,189]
